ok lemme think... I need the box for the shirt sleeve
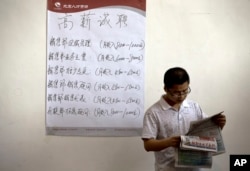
[195,102,208,119]
[141,110,158,139]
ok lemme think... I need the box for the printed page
[46,0,146,136]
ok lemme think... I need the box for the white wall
[0,0,249,171]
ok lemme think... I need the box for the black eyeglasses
[168,87,191,98]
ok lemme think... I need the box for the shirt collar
[159,95,190,111]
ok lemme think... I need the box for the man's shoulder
[146,99,162,112]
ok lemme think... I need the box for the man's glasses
[168,87,191,98]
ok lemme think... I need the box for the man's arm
[143,136,181,152]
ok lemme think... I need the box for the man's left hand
[212,114,226,129]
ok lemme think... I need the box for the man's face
[165,81,190,104]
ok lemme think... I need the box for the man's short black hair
[164,67,190,89]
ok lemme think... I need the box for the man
[141,67,226,171]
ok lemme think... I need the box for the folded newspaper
[175,111,226,168]
[180,135,217,152]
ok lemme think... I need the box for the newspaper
[175,111,226,168]
[180,135,217,152]
[187,111,226,155]
[175,149,213,168]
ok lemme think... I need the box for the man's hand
[212,113,226,129]
[168,136,181,148]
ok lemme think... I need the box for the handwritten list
[46,0,146,136]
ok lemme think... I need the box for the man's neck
[163,95,182,111]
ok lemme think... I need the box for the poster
[46,0,146,136]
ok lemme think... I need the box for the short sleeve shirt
[141,96,207,171]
